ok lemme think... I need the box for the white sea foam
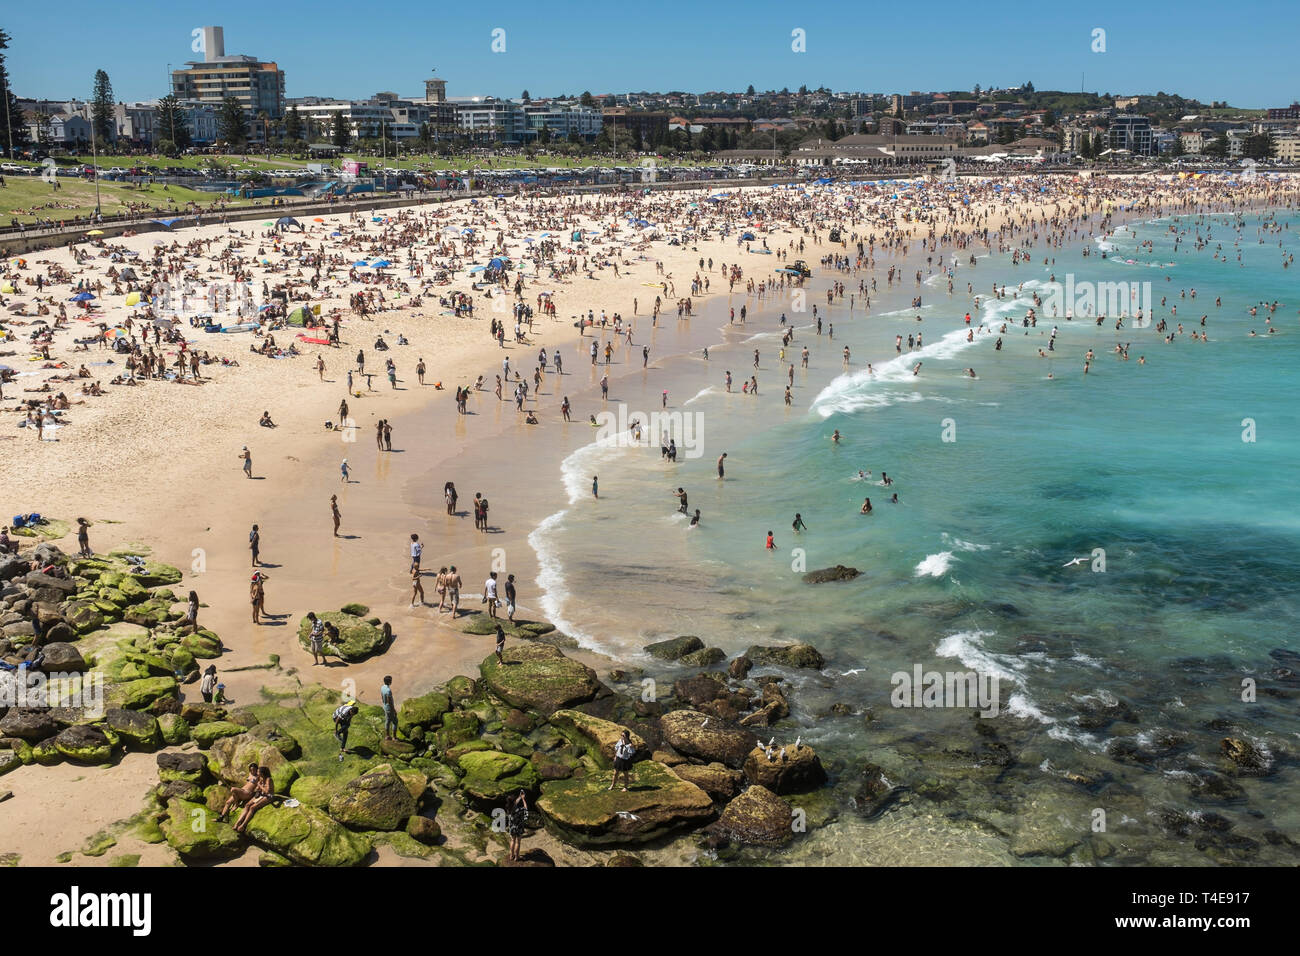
[940,533,989,553]
[914,551,954,577]
[934,629,1026,686]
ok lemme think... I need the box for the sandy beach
[3,171,1295,866]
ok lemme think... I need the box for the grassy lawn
[1,176,259,225]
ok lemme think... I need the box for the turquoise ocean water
[529,206,1300,864]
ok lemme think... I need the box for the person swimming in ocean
[831,429,841,444]
[860,497,873,515]
[765,530,776,550]
[689,509,701,527]
[792,513,808,532]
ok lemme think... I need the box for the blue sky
[5,0,1296,107]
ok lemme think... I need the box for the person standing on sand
[331,495,341,536]
[376,420,385,450]
[75,517,92,557]
[381,676,398,741]
[317,355,326,380]
[495,623,506,663]
[240,446,253,479]
[411,565,426,607]
[592,475,599,499]
[609,729,636,791]
[483,571,499,619]
[384,421,392,451]
[446,566,462,616]
[250,572,266,625]
[410,533,423,573]
[249,524,261,567]
[504,574,517,623]
[200,665,218,703]
[306,612,326,665]
[435,567,449,611]
[341,458,350,483]
[417,358,426,385]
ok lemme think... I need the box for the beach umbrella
[86,230,104,236]
[352,261,369,268]
[124,292,141,307]
[70,292,95,301]
[119,267,137,280]
[371,259,392,268]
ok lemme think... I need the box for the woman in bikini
[435,567,449,612]
[220,762,260,820]
[233,766,273,833]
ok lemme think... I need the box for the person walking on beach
[249,524,261,567]
[504,574,517,623]
[609,729,636,791]
[506,789,529,862]
[483,571,500,619]
[240,446,253,479]
[333,700,359,760]
[494,623,506,663]
[75,517,92,557]
[340,458,350,483]
[317,355,326,380]
[410,533,423,573]
[331,495,341,536]
[411,565,426,607]
[446,566,462,616]
[381,676,398,741]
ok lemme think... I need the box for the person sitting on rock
[233,766,273,834]
[219,762,259,820]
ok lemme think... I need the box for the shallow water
[530,205,1300,864]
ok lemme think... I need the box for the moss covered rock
[131,562,183,588]
[644,636,704,660]
[290,775,346,809]
[161,798,243,860]
[549,709,646,769]
[52,724,114,764]
[182,630,223,660]
[538,761,713,846]
[327,764,417,831]
[247,722,300,759]
[103,708,160,749]
[435,710,480,751]
[744,643,826,670]
[157,713,192,746]
[246,803,371,867]
[297,611,391,662]
[479,644,605,716]
[192,721,248,749]
[208,733,298,793]
[397,691,451,736]
[659,710,758,769]
[113,676,178,711]
[712,784,794,846]
[458,750,540,805]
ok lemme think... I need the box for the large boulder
[103,708,161,749]
[397,690,451,736]
[192,721,248,749]
[670,762,744,801]
[39,642,87,673]
[742,744,827,794]
[479,644,605,716]
[297,611,391,662]
[0,708,61,742]
[246,803,371,867]
[659,710,758,769]
[52,724,114,764]
[161,798,243,860]
[157,751,208,784]
[712,785,794,846]
[744,644,826,670]
[644,636,704,661]
[157,713,191,745]
[113,676,178,710]
[63,602,104,635]
[130,562,184,589]
[24,571,78,595]
[208,732,298,793]
[327,765,417,831]
[247,722,300,759]
[538,760,714,846]
[458,750,541,805]
[549,709,646,768]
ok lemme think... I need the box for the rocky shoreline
[4,541,1299,867]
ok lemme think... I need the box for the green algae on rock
[479,644,605,716]
[538,760,713,846]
